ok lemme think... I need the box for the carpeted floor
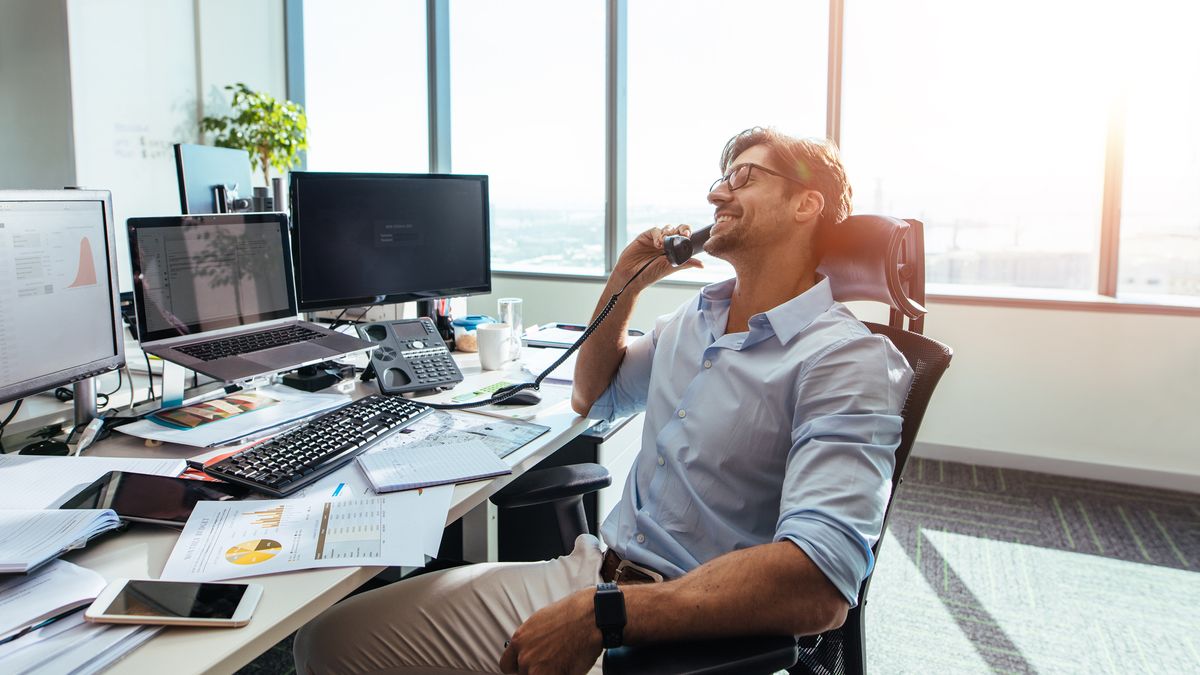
[866,458,1199,674]
[238,459,1200,674]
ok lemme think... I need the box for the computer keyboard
[204,395,432,496]
[178,325,324,361]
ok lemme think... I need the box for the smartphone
[85,579,263,627]
[59,471,249,527]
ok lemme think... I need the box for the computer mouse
[20,439,71,456]
[495,389,542,406]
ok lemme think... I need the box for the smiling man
[293,127,912,675]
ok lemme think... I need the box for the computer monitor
[287,171,491,312]
[0,190,125,410]
[173,143,255,214]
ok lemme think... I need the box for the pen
[0,607,81,646]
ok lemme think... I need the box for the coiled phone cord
[422,256,658,410]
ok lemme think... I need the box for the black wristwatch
[594,582,626,649]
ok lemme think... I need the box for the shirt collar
[696,276,835,346]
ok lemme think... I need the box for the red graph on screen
[68,237,98,288]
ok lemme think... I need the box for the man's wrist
[594,582,626,649]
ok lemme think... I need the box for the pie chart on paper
[225,539,283,565]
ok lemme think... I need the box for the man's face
[704,144,797,261]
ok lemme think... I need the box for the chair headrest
[816,214,926,320]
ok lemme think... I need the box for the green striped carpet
[866,458,1200,674]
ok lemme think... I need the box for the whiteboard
[67,0,198,293]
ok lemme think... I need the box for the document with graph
[159,496,427,581]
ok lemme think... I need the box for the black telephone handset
[424,223,711,410]
[662,224,713,266]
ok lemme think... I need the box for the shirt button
[703,359,712,369]
[677,409,686,419]
[657,456,665,466]
[636,533,646,544]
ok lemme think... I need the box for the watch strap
[594,582,626,649]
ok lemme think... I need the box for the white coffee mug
[477,323,512,370]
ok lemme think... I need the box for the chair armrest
[490,463,611,509]
[603,635,797,675]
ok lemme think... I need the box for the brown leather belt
[600,549,666,585]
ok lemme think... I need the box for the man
[293,127,912,675]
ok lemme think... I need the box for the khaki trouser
[294,534,605,675]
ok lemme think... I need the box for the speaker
[356,318,464,395]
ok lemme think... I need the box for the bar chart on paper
[160,497,425,581]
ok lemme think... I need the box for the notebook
[0,510,121,574]
[357,440,512,493]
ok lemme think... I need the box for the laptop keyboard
[204,394,432,496]
[177,325,324,362]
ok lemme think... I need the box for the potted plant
[200,83,308,185]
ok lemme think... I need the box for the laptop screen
[128,213,297,343]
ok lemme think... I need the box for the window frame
[288,0,1200,318]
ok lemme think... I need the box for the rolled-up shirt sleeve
[585,330,658,422]
[774,334,912,607]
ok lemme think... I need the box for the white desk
[64,353,591,674]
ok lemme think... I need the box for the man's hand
[613,224,704,292]
[499,588,602,675]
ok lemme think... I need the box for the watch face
[594,584,627,629]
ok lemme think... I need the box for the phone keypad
[409,353,459,384]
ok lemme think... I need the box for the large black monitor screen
[289,172,491,312]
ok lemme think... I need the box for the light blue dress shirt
[589,277,913,605]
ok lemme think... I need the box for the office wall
[0,0,288,430]
[0,0,288,291]
[65,0,288,291]
[0,0,75,189]
[468,276,1200,491]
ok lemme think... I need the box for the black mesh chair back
[792,324,952,675]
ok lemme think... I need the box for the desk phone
[357,318,464,395]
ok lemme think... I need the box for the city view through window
[303,1,1200,304]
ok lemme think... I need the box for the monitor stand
[281,364,340,392]
[72,378,98,428]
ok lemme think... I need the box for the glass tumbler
[497,297,523,362]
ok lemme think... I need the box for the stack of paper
[0,610,158,675]
[522,347,577,385]
[0,455,186,509]
[115,384,350,448]
[0,560,151,675]
[0,510,121,574]
[0,561,106,643]
[160,487,453,581]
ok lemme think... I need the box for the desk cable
[421,257,658,410]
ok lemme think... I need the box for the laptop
[127,213,375,382]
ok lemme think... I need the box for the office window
[302,0,428,172]
[450,0,606,275]
[626,0,827,283]
[841,0,1118,293]
[1118,4,1200,304]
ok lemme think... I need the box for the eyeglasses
[709,162,807,193]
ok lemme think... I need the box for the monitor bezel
[126,212,297,344]
[173,143,255,215]
[0,190,126,405]
[288,171,492,312]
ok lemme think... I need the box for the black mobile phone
[59,471,249,527]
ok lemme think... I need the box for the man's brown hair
[719,127,853,232]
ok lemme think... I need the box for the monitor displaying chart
[0,197,122,399]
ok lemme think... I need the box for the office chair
[491,215,954,675]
